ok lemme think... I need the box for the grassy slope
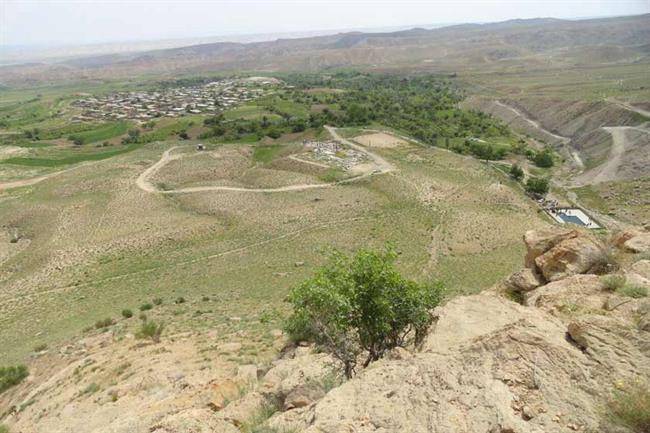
[0,133,547,364]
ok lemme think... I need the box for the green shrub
[285,247,443,378]
[94,318,115,329]
[139,303,153,311]
[525,176,550,195]
[0,365,28,394]
[137,320,164,343]
[601,274,626,291]
[607,381,650,432]
[174,296,186,304]
[0,423,9,433]
[509,163,524,181]
[618,285,648,299]
[533,149,554,168]
[152,297,163,306]
[121,309,133,319]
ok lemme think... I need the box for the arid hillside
[2,227,649,433]
[1,14,648,86]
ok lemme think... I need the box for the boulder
[260,347,335,400]
[505,268,544,292]
[220,391,269,427]
[524,274,604,314]
[523,229,578,268]
[283,383,326,410]
[610,230,641,248]
[534,235,606,281]
[624,233,650,253]
[566,315,650,372]
[207,379,242,411]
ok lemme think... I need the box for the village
[71,77,281,122]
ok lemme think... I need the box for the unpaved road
[608,98,650,118]
[0,162,97,191]
[137,126,394,195]
[494,101,571,144]
[574,125,649,185]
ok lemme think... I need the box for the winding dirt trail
[136,126,394,195]
[608,98,650,118]
[574,125,650,185]
[0,163,95,191]
[494,101,571,144]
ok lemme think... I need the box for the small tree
[525,176,550,195]
[533,149,554,168]
[285,248,443,378]
[510,164,524,181]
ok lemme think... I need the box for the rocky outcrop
[266,290,649,433]
[505,268,543,292]
[4,229,648,433]
[251,229,650,433]
[508,229,611,293]
[624,232,650,253]
[534,235,607,281]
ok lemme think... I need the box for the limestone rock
[534,236,606,281]
[566,315,650,373]
[150,408,240,433]
[623,233,650,253]
[220,391,268,427]
[505,268,544,292]
[523,228,578,268]
[524,274,604,314]
[260,347,336,400]
[611,230,641,248]
[271,292,639,433]
[207,379,241,411]
[284,383,326,410]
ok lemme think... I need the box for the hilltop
[0,14,649,86]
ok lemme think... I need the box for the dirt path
[608,98,650,118]
[137,126,394,195]
[0,162,96,191]
[325,125,395,172]
[574,126,649,185]
[494,101,571,145]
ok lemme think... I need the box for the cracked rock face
[262,230,649,433]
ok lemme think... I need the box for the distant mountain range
[1,14,648,86]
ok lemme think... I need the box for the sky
[1,0,649,47]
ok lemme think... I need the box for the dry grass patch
[353,132,408,148]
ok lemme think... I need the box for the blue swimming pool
[557,213,588,226]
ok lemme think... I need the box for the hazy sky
[1,0,649,47]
